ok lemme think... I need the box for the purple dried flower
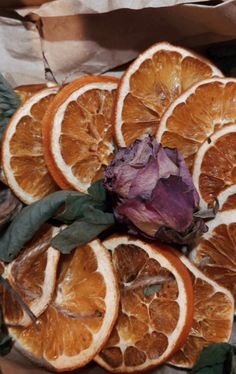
[104,137,207,245]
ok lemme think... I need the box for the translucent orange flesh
[121,50,215,145]
[59,88,116,184]
[98,244,181,369]
[10,244,107,361]
[160,81,236,170]
[9,94,58,200]
[198,132,236,206]
[169,274,233,368]
[3,226,54,326]
[194,223,236,307]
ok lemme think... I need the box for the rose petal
[150,175,195,232]
[165,147,199,207]
[129,137,155,167]
[157,146,179,179]
[116,198,164,237]
[128,159,159,199]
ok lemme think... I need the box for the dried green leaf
[191,343,236,374]
[0,190,73,262]
[0,74,20,140]
[51,219,113,254]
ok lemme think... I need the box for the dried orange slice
[2,87,59,205]
[191,209,236,312]
[9,239,119,372]
[2,225,60,327]
[95,235,194,373]
[15,82,57,104]
[168,254,234,368]
[157,77,236,171]
[42,76,119,192]
[192,124,236,209]
[114,42,223,147]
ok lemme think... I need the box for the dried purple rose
[104,137,207,245]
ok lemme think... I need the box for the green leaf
[88,179,106,202]
[51,219,113,253]
[0,190,75,262]
[56,194,105,223]
[0,309,12,356]
[56,181,107,223]
[0,74,20,140]
[83,207,115,225]
[191,343,236,374]
[55,193,89,223]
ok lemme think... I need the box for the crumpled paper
[0,0,236,85]
[15,0,212,17]
[0,15,45,86]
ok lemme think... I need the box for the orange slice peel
[9,239,119,372]
[2,87,59,204]
[42,75,119,193]
[114,41,223,147]
[95,234,194,373]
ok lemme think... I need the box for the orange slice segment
[114,42,223,146]
[191,209,236,313]
[9,239,119,372]
[2,87,59,205]
[42,76,119,192]
[192,124,236,209]
[15,83,57,104]
[2,225,60,327]
[168,254,234,368]
[157,77,236,171]
[95,235,194,373]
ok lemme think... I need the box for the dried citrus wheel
[192,124,236,209]
[15,82,57,104]
[168,254,234,368]
[2,225,60,327]
[42,75,119,192]
[191,209,236,312]
[2,87,59,205]
[114,42,223,147]
[156,77,236,171]
[95,235,194,373]
[9,239,119,372]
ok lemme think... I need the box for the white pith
[96,235,191,373]
[51,81,118,192]
[156,77,236,142]
[2,87,59,205]
[192,124,236,210]
[115,42,223,146]
[3,226,60,327]
[218,186,236,209]
[11,239,119,371]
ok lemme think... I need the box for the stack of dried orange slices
[0,41,236,374]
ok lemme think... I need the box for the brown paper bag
[0,1,236,85]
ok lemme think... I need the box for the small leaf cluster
[191,343,236,374]
[0,74,20,140]
[0,180,115,262]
